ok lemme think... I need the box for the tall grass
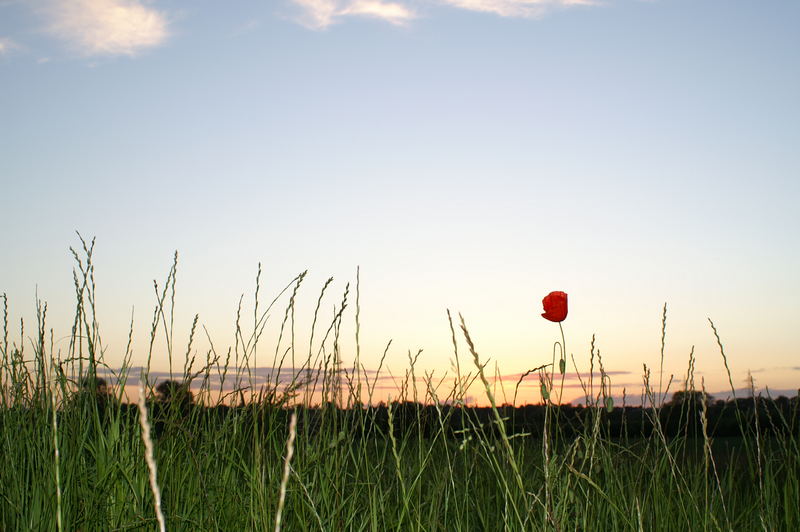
[1,241,798,530]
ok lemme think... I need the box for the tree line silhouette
[74,377,800,441]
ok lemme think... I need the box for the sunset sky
[1,0,798,405]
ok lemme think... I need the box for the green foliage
[0,242,798,530]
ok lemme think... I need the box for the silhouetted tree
[669,390,713,406]
[155,379,194,412]
[76,375,116,411]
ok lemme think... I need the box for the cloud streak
[292,0,416,29]
[439,0,598,19]
[0,36,17,54]
[40,0,169,56]
[290,0,595,28]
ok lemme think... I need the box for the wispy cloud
[440,0,598,18]
[341,0,417,23]
[291,0,416,29]
[0,36,18,54]
[493,369,632,382]
[747,366,800,373]
[40,0,169,56]
[291,0,595,28]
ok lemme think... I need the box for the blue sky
[1,0,798,404]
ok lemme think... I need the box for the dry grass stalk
[138,378,166,532]
[275,410,298,532]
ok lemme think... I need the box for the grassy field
[1,241,798,531]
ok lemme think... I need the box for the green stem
[558,321,567,404]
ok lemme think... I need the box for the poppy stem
[558,322,567,404]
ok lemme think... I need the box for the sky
[1,0,798,405]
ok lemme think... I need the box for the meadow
[1,240,798,531]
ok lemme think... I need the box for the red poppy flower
[541,291,568,322]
